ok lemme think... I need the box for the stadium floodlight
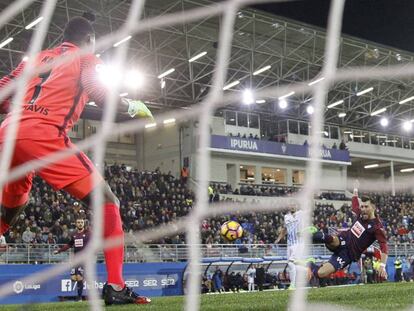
[278,91,295,100]
[125,69,145,89]
[0,37,13,49]
[145,123,157,129]
[25,16,44,30]
[189,51,207,62]
[370,107,386,116]
[338,112,346,118]
[380,117,389,127]
[377,135,387,139]
[223,80,240,90]
[278,98,288,109]
[399,96,414,104]
[255,99,266,104]
[327,99,343,108]
[400,168,414,173]
[242,89,254,105]
[157,68,175,79]
[343,130,352,134]
[356,87,374,96]
[119,92,128,97]
[308,77,325,86]
[96,64,122,87]
[306,105,314,115]
[403,120,412,131]
[364,163,379,169]
[22,55,29,62]
[87,102,97,106]
[253,65,271,76]
[163,118,176,125]
[113,35,132,47]
[95,54,101,58]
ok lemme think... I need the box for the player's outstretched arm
[351,183,361,215]
[378,252,388,279]
[80,55,153,120]
[375,225,389,279]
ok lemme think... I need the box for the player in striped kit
[275,204,302,290]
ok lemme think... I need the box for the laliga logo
[13,281,24,294]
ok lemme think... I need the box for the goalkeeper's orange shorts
[1,135,102,207]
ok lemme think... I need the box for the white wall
[287,133,339,148]
[348,142,414,163]
[142,123,180,176]
[209,152,348,191]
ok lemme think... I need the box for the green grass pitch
[0,282,413,310]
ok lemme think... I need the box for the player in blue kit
[310,188,388,280]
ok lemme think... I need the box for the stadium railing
[0,243,412,264]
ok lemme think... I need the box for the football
[220,220,243,242]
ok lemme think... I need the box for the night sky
[254,0,414,52]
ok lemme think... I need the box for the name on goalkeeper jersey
[23,104,49,116]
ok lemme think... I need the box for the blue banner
[0,262,186,304]
[211,135,350,163]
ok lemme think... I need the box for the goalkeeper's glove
[123,98,154,119]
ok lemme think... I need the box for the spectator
[22,227,34,244]
[394,257,403,282]
[256,264,265,291]
[212,267,224,293]
[180,166,189,184]
[332,142,337,149]
[0,234,6,252]
[247,265,256,292]
[339,140,347,150]
[402,257,412,281]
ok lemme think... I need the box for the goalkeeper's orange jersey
[0,42,102,141]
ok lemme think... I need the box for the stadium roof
[0,0,414,135]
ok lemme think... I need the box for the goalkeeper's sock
[103,202,125,287]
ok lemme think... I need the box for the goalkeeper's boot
[103,283,151,305]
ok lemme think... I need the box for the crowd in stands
[228,133,260,140]
[2,164,414,250]
[4,164,194,246]
[210,182,300,198]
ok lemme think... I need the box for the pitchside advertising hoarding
[210,135,351,164]
[0,262,186,304]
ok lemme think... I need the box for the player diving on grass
[54,217,89,301]
[309,187,388,281]
[275,203,302,290]
[0,16,153,305]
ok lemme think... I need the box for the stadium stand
[4,164,414,250]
